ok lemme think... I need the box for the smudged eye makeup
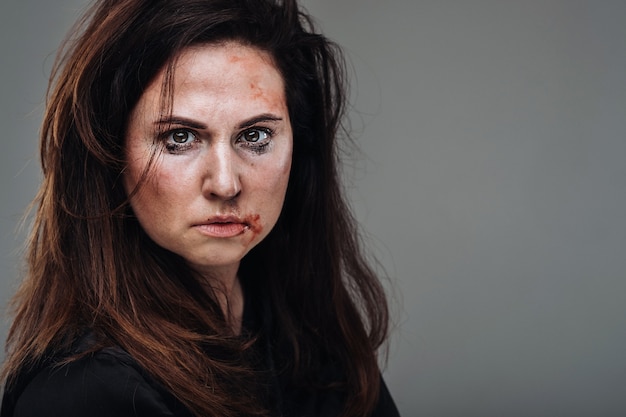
[160,126,274,154]
[237,127,273,154]
[163,129,198,153]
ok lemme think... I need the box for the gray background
[1,1,625,416]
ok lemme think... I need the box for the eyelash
[162,129,198,153]
[160,127,274,154]
[237,127,273,154]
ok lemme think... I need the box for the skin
[123,42,293,329]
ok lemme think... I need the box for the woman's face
[123,42,292,280]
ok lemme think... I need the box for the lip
[193,215,249,238]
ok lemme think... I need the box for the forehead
[166,41,283,90]
[139,41,286,111]
[127,41,289,134]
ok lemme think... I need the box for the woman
[1,0,399,416]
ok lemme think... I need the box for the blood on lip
[196,214,262,240]
[241,214,262,244]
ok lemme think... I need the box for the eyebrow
[155,117,206,130]
[155,114,283,130]
[237,114,283,129]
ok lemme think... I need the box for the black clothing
[1,279,401,417]
[1,346,399,416]
[2,345,194,417]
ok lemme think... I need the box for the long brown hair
[2,1,391,416]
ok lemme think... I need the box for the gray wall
[2,1,626,416]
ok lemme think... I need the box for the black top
[1,346,399,416]
[1,280,401,417]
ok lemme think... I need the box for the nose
[202,141,241,201]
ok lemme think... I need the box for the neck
[217,275,244,335]
[194,263,245,334]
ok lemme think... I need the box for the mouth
[194,216,249,238]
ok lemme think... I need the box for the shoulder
[3,347,186,417]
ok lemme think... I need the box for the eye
[170,129,194,144]
[241,128,270,143]
[162,129,197,153]
[237,127,273,155]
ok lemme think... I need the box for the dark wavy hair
[2,1,391,416]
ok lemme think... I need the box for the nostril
[207,171,241,200]
[211,188,241,201]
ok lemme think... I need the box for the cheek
[266,153,291,196]
[122,141,153,196]
[261,164,291,221]
[126,161,183,219]
[247,157,291,215]
[124,165,141,198]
